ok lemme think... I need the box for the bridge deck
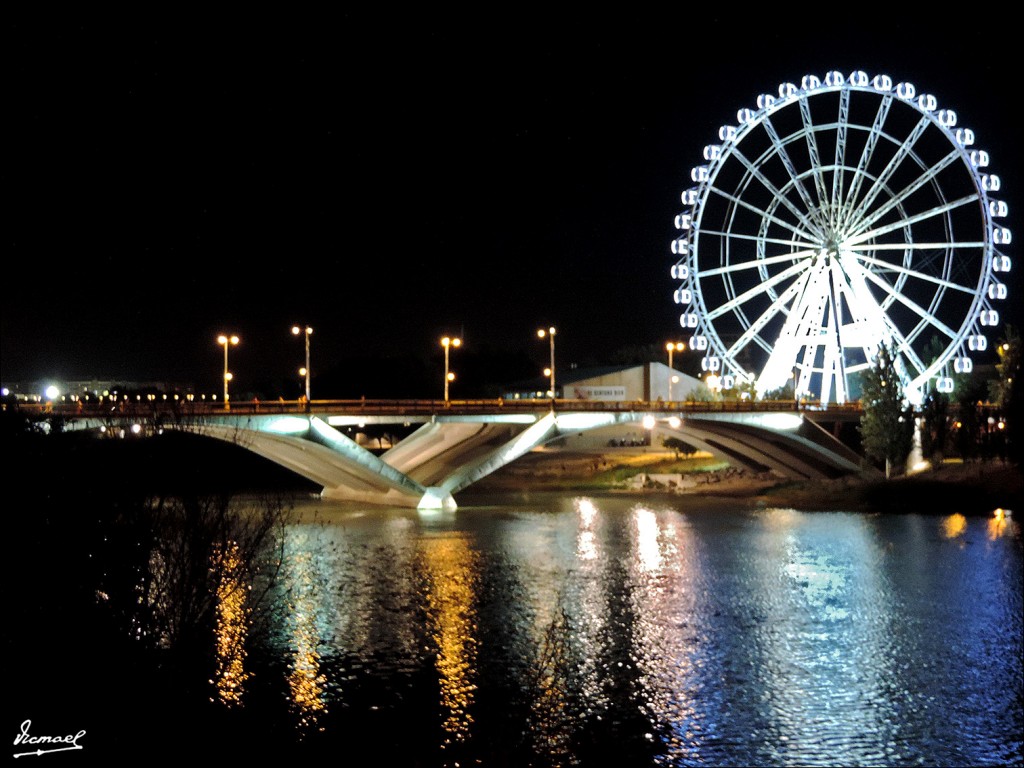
[12,397,864,420]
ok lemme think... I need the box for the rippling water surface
[223,495,1022,766]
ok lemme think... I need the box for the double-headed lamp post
[292,325,313,404]
[666,341,685,400]
[217,334,239,409]
[441,336,461,402]
[537,326,556,400]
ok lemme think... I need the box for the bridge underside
[172,409,864,510]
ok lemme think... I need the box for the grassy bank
[469,447,1023,515]
[470,449,731,492]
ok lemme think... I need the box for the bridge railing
[5,397,865,419]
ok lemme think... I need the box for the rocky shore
[468,448,1023,515]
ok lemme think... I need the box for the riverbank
[467,448,1024,515]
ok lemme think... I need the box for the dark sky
[4,13,1020,396]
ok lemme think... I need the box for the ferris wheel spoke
[724,272,812,358]
[698,249,818,278]
[798,96,832,223]
[842,114,932,235]
[858,267,958,340]
[847,150,964,238]
[719,149,825,239]
[847,195,983,252]
[840,93,895,231]
[834,261,929,377]
[875,311,929,378]
[756,265,836,393]
[706,260,809,321]
[852,239,986,252]
[847,194,980,248]
[825,88,852,231]
[704,184,821,244]
[878,312,929,378]
[852,252,980,294]
[760,116,824,227]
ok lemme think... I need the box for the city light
[217,334,240,409]
[537,327,556,400]
[441,336,461,402]
[292,325,313,406]
[666,342,685,399]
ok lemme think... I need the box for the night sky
[4,13,1021,398]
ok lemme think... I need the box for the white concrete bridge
[50,399,865,510]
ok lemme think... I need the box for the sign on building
[572,386,626,401]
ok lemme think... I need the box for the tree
[919,389,950,461]
[988,325,1020,407]
[858,343,915,477]
[992,326,1024,464]
[685,381,716,402]
[761,381,795,402]
[953,370,988,462]
[661,435,697,458]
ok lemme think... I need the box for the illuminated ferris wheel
[670,70,1011,405]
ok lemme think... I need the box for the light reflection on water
[283,547,327,730]
[421,533,478,748]
[246,496,1022,766]
[212,541,250,706]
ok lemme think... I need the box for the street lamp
[217,334,239,409]
[441,336,461,402]
[537,326,556,400]
[666,341,685,400]
[292,325,313,404]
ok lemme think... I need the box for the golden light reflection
[577,529,597,561]
[286,550,327,730]
[634,507,663,573]
[627,505,702,761]
[212,541,250,706]
[576,497,597,527]
[501,504,590,763]
[571,497,611,710]
[760,507,802,528]
[576,497,598,561]
[942,513,968,539]
[988,508,1013,540]
[524,604,573,766]
[421,535,478,748]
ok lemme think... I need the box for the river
[198,491,1022,766]
[9,486,1023,766]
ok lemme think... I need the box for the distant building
[1,378,193,402]
[503,362,703,402]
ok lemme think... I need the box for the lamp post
[666,341,685,400]
[537,326,556,401]
[441,336,461,402]
[292,325,313,405]
[217,334,239,409]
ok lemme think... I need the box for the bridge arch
[52,401,866,510]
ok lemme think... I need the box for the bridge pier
[418,487,458,511]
